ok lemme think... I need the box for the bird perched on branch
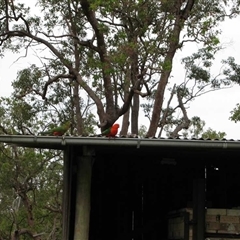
[101,123,120,137]
[39,121,71,136]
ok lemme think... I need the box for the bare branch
[42,74,73,99]
[180,0,195,20]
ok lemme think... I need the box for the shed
[0,135,240,240]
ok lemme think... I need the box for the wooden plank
[192,179,205,240]
[206,222,220,231]
[227,209,240,216]
[207,209,227,216]
[220,216,239,224]
[206,215,219,223]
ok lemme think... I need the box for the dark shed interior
[67,139,240,240]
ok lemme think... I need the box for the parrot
[39,121,71,136]
[101,123,120,137]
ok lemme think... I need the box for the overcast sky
[185,17,240,139]
[0,13,240,139]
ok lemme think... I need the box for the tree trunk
[73,82,84,135]
[120,109,130,136]
[131,94,139,134]
[120,69,131,136]
[147,70,172,137]
[147,0,195,137]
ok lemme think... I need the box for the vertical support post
[183,211,189,240]
[74,146,94,240]
[192,179,205,240]
[62,146,75,240]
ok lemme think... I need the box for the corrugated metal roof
[0,135,240,150]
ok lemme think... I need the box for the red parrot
[101,123,120,137]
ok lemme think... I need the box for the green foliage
[182,116,206,138]
[188,65,210,82]
[0,144,63,238]
[181,117,226,139]
[138,124,147,138]
[0,95,67,237]
[201,128,226,139]
[162,60,172,72]
[222,57,240,84]
[12,64,43,97]
[230,103,240,123]
[0,97,38,134]
[83,113,98,135]
[228,56,240,122]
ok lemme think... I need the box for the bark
[158,84,176,138]
[131,94,139,134]
[80,0,115,124]
[170,89,191,138]
[130,50,140,135]
[120,69,131,135]
[70,12,85,136]
[73,83,84,135]
[120,109,130,136]
[128,23,140,134]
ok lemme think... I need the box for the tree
[155,47,237,138]
[230,103,240,123]
[182,116,206,138]
[224,57,240,124]
[0,98,63,239]
[180,116,226,139]
[1,0,240,137]
[164,116,205,138]
[201,128,226,139]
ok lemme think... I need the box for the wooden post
[74,146,94,240]
[192,179,205,240]
[62,146,75,240]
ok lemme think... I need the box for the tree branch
[80,0,115,120]
[42,74,73,99]
[158,84,176,138]
[170,88,191,138]
[180,0,195,20]
[118,69,147,117]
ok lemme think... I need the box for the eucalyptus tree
[163,115,226,139]
[1,0,240,137]
[154,48,236,138]
[0,97,63,239]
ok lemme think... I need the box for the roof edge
[0,135,239,150]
